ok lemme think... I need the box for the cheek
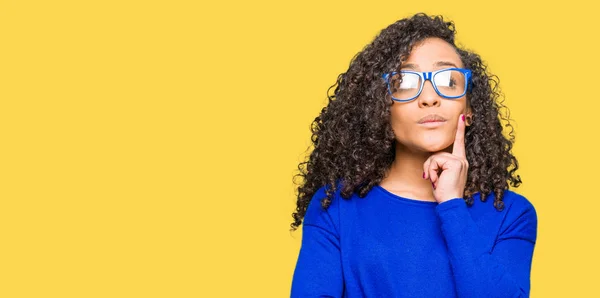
[389,108,409,138]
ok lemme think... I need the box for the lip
[419,121,446,128]
[417,114,448,124]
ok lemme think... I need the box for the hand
[423,114,468,204]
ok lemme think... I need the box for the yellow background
[1,0,598,297]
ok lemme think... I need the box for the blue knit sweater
[291,184,537,297]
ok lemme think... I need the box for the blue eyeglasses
[382,68,472,102]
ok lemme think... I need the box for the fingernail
[432,182,435,189]
[422,172,425,179]
[461,114,465,122]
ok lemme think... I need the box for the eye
[448,78,456,88]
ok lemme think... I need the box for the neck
[382,142,451,196]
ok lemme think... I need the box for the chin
[396,135,452,153]
[419,140,452,153]
[421,145,447,153]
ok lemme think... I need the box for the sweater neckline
[374,185,439,207]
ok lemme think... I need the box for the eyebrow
[401,61,460,70]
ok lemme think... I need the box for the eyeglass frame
[381,68,473,102]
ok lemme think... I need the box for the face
[389,37,471,153]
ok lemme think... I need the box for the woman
[290,13,538,297]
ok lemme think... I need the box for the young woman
[290,13,537,297]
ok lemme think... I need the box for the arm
[435,197,538,298]
[291,189,343,298]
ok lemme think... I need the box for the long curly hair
[290,13,522,231]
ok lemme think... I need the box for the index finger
[452,114,466,157]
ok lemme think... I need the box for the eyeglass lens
[389,69,466,100]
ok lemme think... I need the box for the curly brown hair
[290,13,522,231]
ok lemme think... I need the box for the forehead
[402,37,463,70]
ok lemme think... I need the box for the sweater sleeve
[291,188,343,298]
[435,196,538,298]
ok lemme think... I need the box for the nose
[418,80,440,107]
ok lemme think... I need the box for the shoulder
[303,184,343,229]
[474,189,535,214]
[306,184,339,208]
[497,190,537,219]
[492,190,538,242]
